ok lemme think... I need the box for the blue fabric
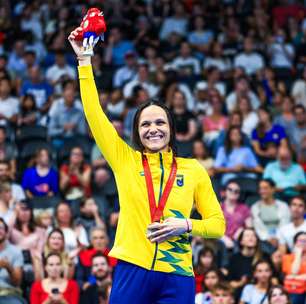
[109,260,195,304]
[251,124,286,148]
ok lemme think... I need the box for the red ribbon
[142,155,177,223]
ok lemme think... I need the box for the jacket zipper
[151,153,164,270]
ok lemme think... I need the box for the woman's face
[48,232,64,252]
[225,182,240,201]
[45,255,62,279]
[259,181,274,201]
[238,98,250,113]
[282,97,293,112]
[204,271,219,291]
[254,262,272,284]
[229,128,242,146]
[24,97,34,109]
[91,230,108,250]
[241,229,257,248]
[200,252,213,268]
[258,109,270,124]
[172,91,186,108]
[270,287,289,304]
[56,204,71,226]
[17,204,31,223]
[138,105,170,153]
[295,234,306,252]
[37,149,49,166]
[193,141,205,158]
[70,148,83,165]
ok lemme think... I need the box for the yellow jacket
[78,65,225,276]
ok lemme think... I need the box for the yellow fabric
[78,65,225,276]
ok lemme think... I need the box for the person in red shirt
[30,252,79,304]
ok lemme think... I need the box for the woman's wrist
[185,219,192,233]
[77,56,91,66]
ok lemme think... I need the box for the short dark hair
[91,252,109,265]
[290,195,306,207]
[0,217,8,233]
[260,178,276,188]
[132,99,176,154]
[293,231,306,244]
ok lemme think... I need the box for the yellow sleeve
[78,65,134,171]
[191,162,226,238]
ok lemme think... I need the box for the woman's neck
[256,281,269,290]
[224,198,237,207]
[174,106,184,114]
[262,197,275,205]
[242,246,256,257]
[47,277,62,283]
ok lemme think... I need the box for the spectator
[234,37,264,76]
[291,66,306,108]
[251,179,290,251]
[54,202,89,252]
[278,196,306,254]
[195,268,222,304]
[7,40,26,78]
[274,96,295,133]
[0,182,16,227]
[239,259,273,304]
[289,104,306,154]
[221,181,252,250]
[192,140,214,176]
[214,126,262,185]
[211,282,234,304]
[0,217,24,304]
[30,252,79,304]
[17,94,39,127]
[21,148,59,198]
[263,145,306,198]
[252,107,287,165]
[282,232,306,304]
[0,77,19,127]
[80,252,112,304]
[268,285,290,304]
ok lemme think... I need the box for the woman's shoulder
[32,280,43,291]
[67,279,79,290]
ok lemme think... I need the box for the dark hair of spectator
[259,178,276,188]
[44,252,62,267]
[268,285,291,304]
[0,159,9,167]
[0,126,6,135]
[211,282,233,296]
[293,104,306,113]
[202,267,223,292]
[55,201,74,228]
[20,93,37,112]
[91,251,109,265]
[0,217,8,233]
[290,195,306,207]
[14,202,36,233]
[195,247,216,274]
[256,106,273,139]
[224,126,243,154]
[293,231,306,245]
[132,99,177,154]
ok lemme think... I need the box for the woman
[268,285,291,304]
[274,96,296,133]
[282,231,306,304]
[69,27,225,303]
[195,268,222,304]
[192,140,214,176]
[0,182,16,227]
[33,228,74,280]
[30,252,79,304]
[251,107,287,165]
[18,93,39,127]
[240,260,273,304]
[54,201,88,252]
[59,147,91,201]
[221,181,251,250]
[22,148,59,198]
[214,126,262,185]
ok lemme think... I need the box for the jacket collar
[143,149,174,166]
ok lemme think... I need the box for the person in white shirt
[234,37,264,76]
[277,196,306,254]
[291,66,306,108]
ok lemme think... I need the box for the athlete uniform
[78,65,225,303]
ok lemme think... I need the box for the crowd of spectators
[0,0,306,303]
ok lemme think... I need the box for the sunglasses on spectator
[226,187,240,194]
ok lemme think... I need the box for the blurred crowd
[0,0,306,303]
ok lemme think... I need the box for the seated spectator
[17,94,39,127]
[22,148,59,198]
[0,217,24,304]
[0,182,16,227]
[252,107,287,165]
[227,228,263,300]
[226,77,260,113]
[10,200,46,258]
[282,232,306,304]
[106,90,125,120]
[214,127,262,185]
[59,147,91,201]
[291,66,306,108]
[20,66,53,114]
[274,96,296,132]
[194,247,217,294]
[33,228,74,280]
[76,227,117,290]
[192,140,214,176]
[7,40,26,78]
[54,202,89,252]
[195,268,222,304]
[251,179,290,252]
[0,126,17,178]
[30,252,79,304]
[263,146,306,198]
[277,196,306,254]
[211,282,234,304]
[268,285,291,304]
[0,160,25,202]
[221,181,251,250]
[48,86,87,150]
[240,259,273,304]
[289,104,306,154]
[202,90,228,145]
[234,37,264,76]
[203,41,231,74]
[76,198,105,238]
[80,252,112,304]
[171,41,201,77]
[235,95,259,138]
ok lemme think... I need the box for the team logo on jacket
[176,175,184,187]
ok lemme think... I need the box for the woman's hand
[147,217,191,243]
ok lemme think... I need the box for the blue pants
[109,260,195,304]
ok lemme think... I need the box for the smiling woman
[68,27,225,304]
